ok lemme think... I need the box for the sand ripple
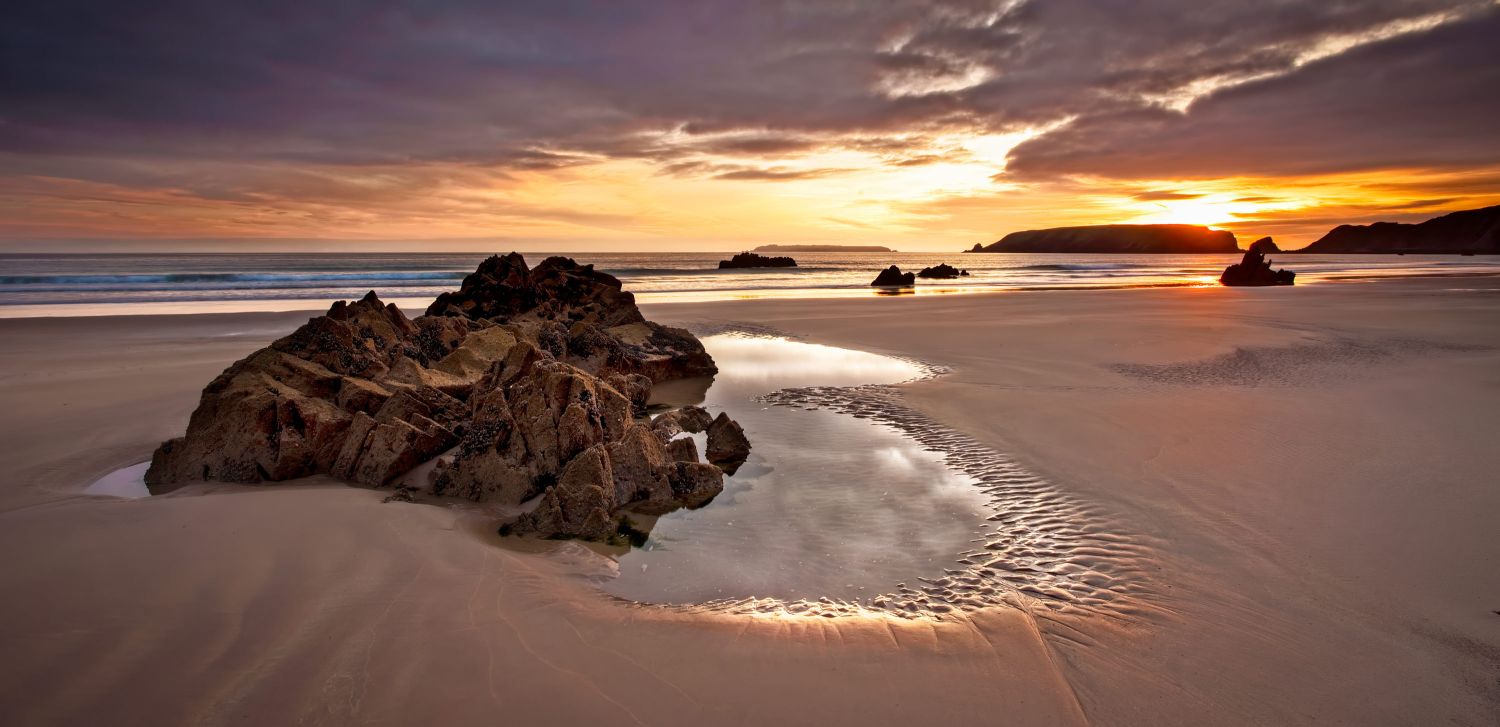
[628,354,1157,622]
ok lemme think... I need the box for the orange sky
[3,2,1498,252]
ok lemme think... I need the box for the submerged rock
[916,263,969,279]
[1220,249,1295,286]
[147,253,744,542]
[870,265,916,286]
[718,252,797,269]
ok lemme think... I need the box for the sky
[3,0,1499,252]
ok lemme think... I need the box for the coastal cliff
[1298,205,1500,254]
[971,224,1239,253]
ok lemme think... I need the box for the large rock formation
[147,254,744,543]
[1247,236,1282,254]
[718,252,797,269]
[1220,249,1295,286]
[973,224,1240,253]
[870,265,916,286]
[1298,205,1500,254]
[916,263,969,279]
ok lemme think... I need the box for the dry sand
[1,276,1497,725]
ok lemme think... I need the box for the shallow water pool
[605,334,993,605]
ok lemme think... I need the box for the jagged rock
[1247,236,1281,254]
[665,437,701,463]
[651,405,714,439]
[870,265,916,286]
[669,462,724,508]
[964,242,984,253]
[1220,249,1295,286]
[916,263,969,279]
[705,412,751,473]
[147,253,745,543]
[512,445,617,540]
[426,253,716,382]
[718,252,797,269]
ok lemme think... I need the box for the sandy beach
[1,277,1498,725]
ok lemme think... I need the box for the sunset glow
[3,2,1498,251]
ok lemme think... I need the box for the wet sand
[1,277,1497,725]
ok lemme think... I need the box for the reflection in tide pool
[84,462,151,498]
[606,334,993,605]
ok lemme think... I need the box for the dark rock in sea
[1298,204,1500,254]
[916,263,969,279]
[964,243,984,253]
[147,253,742,542]
[870,265,916,286]
[718,252,797,269]
[705,412,751,474]
[1220,249,1295,286]
[973,224,1240,253]
[1247,236,1281,254]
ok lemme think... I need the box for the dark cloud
[1,0,1495,206]
[1005,6,1500,179]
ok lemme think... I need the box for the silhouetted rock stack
[148,253,745,543]
[1247,236,1282,254]
[718,252,797,269]
[870,265,916,286]
[964,243,984,253]
[1220,249,1295,286]
[916,263,969,279]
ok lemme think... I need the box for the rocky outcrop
[870,265,916,286]
[1247,236,1281,254]
[1220,249,1295,286]
[973,224,1239,253]
[964,242,984,253]
[147,254,748,543]
[718,252,797,269]
[916,263,969,279]
[705,412,751,473]
[427,253,716,383]
[1298,205,1500,254]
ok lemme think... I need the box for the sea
[2,251,1498,317]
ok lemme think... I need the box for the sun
[1127,196,1246,227]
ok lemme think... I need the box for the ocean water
[1,251,1497,316]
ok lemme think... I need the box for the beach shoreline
[1,277,1497,725]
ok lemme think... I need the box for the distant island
[967,224,1239,254]
[718,252,797,269]
[1296,204,1499,254]
[753,244,894,253]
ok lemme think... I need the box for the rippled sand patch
[609,333,1157,622]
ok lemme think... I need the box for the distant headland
[966,224,1239,254]
[753,244,894,253]
[1296,204,1500,254]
